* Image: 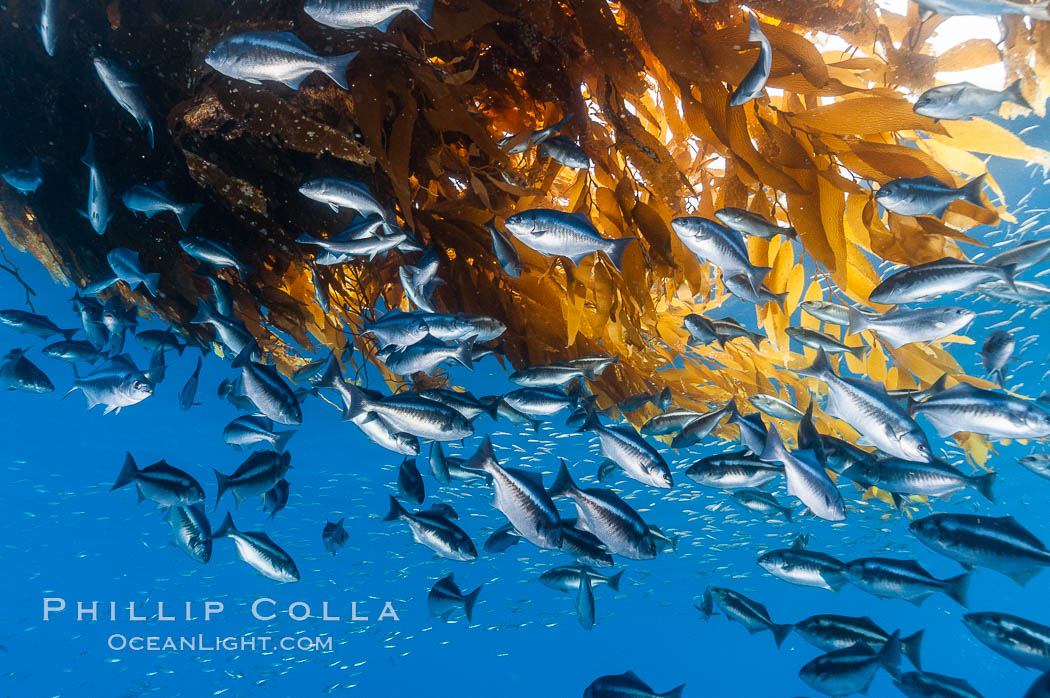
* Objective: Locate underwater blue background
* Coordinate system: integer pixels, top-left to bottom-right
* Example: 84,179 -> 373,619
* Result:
3,117 -> 1050,698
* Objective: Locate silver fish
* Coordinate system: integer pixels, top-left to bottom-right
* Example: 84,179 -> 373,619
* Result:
915,0 -> 1050,19
179,238 -> 250,279
700,586 -> 793,647
912,383 -> 1050,440
2,156 -> 43,194
910,513 -> 1050,586
383,495 -> 477,561
980,329 -> 1015,384
40,0 -> 58,56
190,299 -> 255,358
205,32 -> 357,90
0,349 -> 53,393
800,349 -> 932,462
463,437 -> 562,550
212,512 -> 300,582
714,207 -> 796,240
584,671 -> 685,698
223,415 -> 295,452
762,425 -> 845,521
0,309 -> 74,339
304,0 -> 435,31
299,178 -> 385,216
894,671 -> 983,698
78,135 -> 113,235
111,452 -> 204,507
729,12 -> 771,106
232,347 -> 302,426
796,615 -> 923,670
758,546 -> 848,591
843,557 -> 970,606
179,356 -> 202,411
503,209 -> 635,272
538,135 -> 590,169
427,573 -> 482,622
870,257 -> 1015,304
214,450 -> 293,509
94,58 -> 154,148
66,354 -> 153,414
985,237 -> 1050,273
874,174 -> 987,218
342,382 -> 473,441
488,218 -> 523,278
578,411 -> 672,488
963,612 -> 1050,671
915,79 -> 1030,120
549,460 -> 655,560
799,635 -> 901,697
847,306 -> 975,349
787,326 -> 865,359
685,451 -> 781,490
166,504 -> 212,564
671,216 -> 769,290
107,248 -> 160,296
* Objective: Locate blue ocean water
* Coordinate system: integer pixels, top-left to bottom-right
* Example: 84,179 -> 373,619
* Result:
3,97 -> 1050,698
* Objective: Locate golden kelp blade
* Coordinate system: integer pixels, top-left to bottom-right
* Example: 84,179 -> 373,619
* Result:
1,0 -> 1047,464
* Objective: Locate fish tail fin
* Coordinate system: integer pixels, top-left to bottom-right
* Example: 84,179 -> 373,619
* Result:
212,511 -> 237,538
483,397 -> 501,421
60,328 -> 78,341
413,0 -> 436,27
972,471 -> 996,503
773,290 -> 788,312
926,373 -> 949,397
383,494 -> 407,522
784,226 -> 798,240
746,11 -> 764,42
944,572 -> 971,608
272,429 -> 295,453
962,173 -> 987,208
780,506 -> 792,522
798,347 -> 833,380
429,442 -> 451,485
846,307 -> 870,336
213,469 -> 230,511
144,273 -> 160,297
997,262 -> 1019,294
607,570 -> 624,592
230,344 -> 256,369
110,452 -> 138,491
901,629 -> 924,670
1026,0 -> 1050,20
463,435 -> 496,473
463,585 -> 482,622
324,51 -> 359,90
453,336 -> 475,369
662,685 -> 687,698
576,407 -> 601,434
604,237 -> 635,273
175,203 -> 203,232
849,343 -> 867,360
548,458 -> 577,498
771,622 -> 793,648
146,122 -> 155,149
1005,79 -> 1033,110
879,630 -> 902,680
190,299 -> 217,325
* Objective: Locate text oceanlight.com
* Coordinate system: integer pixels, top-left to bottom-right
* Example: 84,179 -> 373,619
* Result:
107,634 -> 335,652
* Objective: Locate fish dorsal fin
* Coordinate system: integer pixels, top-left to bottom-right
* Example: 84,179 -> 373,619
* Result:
617,671 -> 649,690
891,558 -> 930,576
107,353 -> 138,371
506,466 -> 543,488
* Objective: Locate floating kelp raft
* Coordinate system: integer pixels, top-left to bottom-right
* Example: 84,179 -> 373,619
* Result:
1,0 -> 1048,472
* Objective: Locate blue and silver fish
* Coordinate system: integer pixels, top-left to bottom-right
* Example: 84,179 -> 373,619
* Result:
2,157 -> 43,195
875,174 -> 987,218
94,58 -> 155,148
303,0 -> 435,31
78,135 -> 114,235
123,183 -> 202,231
503,209 -> 635,272
729,12 -> 771,106
205,32 -> 358,90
